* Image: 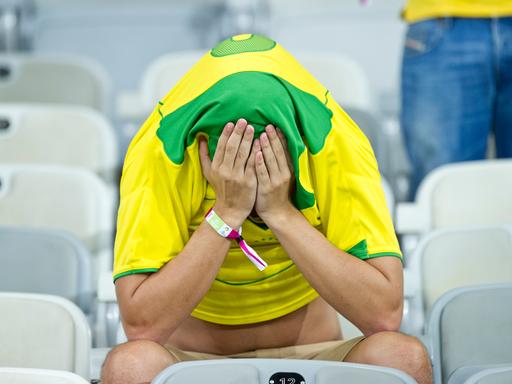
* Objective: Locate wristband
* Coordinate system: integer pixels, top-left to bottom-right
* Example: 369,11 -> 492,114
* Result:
205,208 -> 268,271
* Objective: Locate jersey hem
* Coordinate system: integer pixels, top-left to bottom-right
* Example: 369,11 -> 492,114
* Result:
190,290 -> 320,325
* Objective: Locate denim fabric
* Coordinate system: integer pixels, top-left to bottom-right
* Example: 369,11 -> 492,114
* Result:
401,17 -> 512,198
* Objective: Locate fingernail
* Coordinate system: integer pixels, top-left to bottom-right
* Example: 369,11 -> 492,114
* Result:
247,124 -> 254,133
261,133 -> 268,142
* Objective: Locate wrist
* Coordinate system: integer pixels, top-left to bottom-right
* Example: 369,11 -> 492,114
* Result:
258,202 -> 298,229
212,205 -> 247,229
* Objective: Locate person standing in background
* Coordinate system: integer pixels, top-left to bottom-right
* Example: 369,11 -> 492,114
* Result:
401,0 -> 512,197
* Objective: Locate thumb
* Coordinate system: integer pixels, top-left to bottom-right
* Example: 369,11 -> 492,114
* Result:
198,137 -> 211,177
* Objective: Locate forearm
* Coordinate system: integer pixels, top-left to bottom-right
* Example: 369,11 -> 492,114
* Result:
118,119 -> 258,344
119,220 -> 232,343
265,205 -> 403,336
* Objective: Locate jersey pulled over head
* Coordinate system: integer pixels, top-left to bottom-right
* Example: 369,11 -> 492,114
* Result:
114,34 -> 401,325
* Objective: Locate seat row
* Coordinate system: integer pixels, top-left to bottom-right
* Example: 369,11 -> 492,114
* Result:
0,165 -> 115,346
0,51 -> 407,196
0,50 -> 504,205
0,51 -> 372,117
1,159 -> 511,342
0,104 -> 118,184
1,51 -> 510,213
2,283 -> 512,384
3,221 -> 510,344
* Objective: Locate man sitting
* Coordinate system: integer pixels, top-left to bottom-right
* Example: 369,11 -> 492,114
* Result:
102,34 -> 432,384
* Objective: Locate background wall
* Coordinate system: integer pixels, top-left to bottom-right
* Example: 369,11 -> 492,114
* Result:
31,0 -> 406,115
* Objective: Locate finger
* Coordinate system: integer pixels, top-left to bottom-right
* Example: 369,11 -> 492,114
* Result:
266,125 -> 288,173
260,132 -> 280,182
233,124 -> 254,173
198,137 -> 211,178
212,122 -> 235,168
255,149 -> 271,186
223,118 -> 248,168
276,128 -> 294,173
245,138 -> 259,177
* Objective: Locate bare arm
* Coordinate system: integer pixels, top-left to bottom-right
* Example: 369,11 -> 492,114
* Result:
254,125 -> 403,336
264,208 -> 403,336
116,221 -> 232,344
116,119 -> 258,344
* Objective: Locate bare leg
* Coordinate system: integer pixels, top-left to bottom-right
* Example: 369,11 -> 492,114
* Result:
101,340 -> 178,384
344,331 -> 432,384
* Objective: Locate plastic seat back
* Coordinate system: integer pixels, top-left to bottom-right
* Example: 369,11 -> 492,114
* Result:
0,293 -> 91,379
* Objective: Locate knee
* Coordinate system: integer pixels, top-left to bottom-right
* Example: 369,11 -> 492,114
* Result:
101,340 -> 177,384
366,331 -> 430,368
387,333 -> 432,384
346,332 -> 432,384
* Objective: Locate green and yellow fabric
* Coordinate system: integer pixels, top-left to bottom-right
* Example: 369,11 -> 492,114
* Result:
114,34 -> 401,325
403,0 -> 512,23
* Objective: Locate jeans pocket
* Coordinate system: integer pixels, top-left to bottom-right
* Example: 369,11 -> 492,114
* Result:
404,18 -> 452,59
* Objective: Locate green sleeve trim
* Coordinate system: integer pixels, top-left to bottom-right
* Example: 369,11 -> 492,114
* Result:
113,268 -> 159,282
365,252 -> 404,264
345,240 -> 403,263
367,252 -> 402,259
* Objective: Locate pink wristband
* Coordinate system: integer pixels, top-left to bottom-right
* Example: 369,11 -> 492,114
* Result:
205,209 -> 268,271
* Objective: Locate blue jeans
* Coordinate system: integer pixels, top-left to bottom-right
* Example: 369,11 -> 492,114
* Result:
401,17 -> 512,198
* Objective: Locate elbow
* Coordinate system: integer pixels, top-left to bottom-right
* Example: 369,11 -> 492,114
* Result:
373,311 -> 402,334
363,304 -> 403,336
122,319 -> 173,346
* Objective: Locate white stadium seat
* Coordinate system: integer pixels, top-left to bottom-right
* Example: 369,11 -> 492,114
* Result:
152,359 -> 417,384
464,365 -> 512,384
0,104 -> 118,183
0,227 -> 94,315
0,368 -> 90,384
428,284 -> 512,384
118,50 -> 373,120
396,160 -> 512,235
118,50 -> 204,119
0,165 -> 115,281
0,54 -> 110,113
294,51 -> 373,111
0,293 -> 91,379
403,226 -> 512,335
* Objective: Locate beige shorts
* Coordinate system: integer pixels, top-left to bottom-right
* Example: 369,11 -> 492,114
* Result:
165,337 -> 365,363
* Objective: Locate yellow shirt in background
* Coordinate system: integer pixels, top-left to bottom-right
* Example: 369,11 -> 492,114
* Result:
404,0 -> 512,23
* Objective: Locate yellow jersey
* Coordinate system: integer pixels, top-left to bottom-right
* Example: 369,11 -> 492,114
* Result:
113,34 -> 401,325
